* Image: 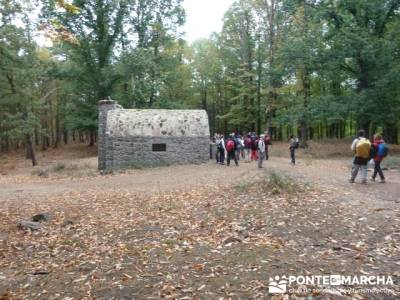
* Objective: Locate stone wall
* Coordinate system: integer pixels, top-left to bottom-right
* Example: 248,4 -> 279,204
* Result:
103,136 -> 210,170
98,99 -> 120,170
98,99 -> 210,171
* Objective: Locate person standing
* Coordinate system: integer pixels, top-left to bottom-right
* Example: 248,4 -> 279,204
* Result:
288,135 -> 298,165
244,133 -> 252,162
251,134 -> 259,161
226,134 -> 238,166
235,134 -> 242,161
371,133 -> 388,183
258,134 -> 266,168
349,129 -> 371,184
239,135 -> 245,160
218,134 -> 226,165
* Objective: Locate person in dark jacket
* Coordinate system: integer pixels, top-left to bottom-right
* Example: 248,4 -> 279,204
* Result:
244,133 -> 252,162
226,134 -> 239,166
371,133 -> 386,183
250,133 -> 259,161
288,135 -> 298,165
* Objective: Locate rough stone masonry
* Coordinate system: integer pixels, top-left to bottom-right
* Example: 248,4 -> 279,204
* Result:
98,99 -> 210,171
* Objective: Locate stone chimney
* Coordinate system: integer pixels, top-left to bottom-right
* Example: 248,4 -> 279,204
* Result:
98,99 -> 119,171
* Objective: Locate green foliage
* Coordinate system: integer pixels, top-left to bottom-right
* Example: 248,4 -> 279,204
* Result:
2,0 -> 400,157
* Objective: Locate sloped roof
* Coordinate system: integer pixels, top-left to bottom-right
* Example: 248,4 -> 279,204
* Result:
106,109 -> 209,137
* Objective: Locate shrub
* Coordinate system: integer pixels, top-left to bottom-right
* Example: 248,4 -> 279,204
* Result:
264,171 -> 306,195
31,168 -> 49,177
52,162 -> 66,172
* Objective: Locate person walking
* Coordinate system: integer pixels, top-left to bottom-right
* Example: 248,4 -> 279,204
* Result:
349,129 -> 371,184
258,134 -> 266,168
226,134 -> 238,166
288,135 -> 298,165
371,133 -> 388,183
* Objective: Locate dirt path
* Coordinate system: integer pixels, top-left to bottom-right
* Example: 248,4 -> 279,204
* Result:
1,156 -> 399,204
267,157 -> 400,203
0,162 -> 260,201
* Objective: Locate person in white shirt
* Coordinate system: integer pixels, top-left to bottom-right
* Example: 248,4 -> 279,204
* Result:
217,134 -> 226,165
258,134 -> 266,168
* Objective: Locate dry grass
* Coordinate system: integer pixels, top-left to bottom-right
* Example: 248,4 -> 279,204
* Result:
270,139 -> 400,159
235,171 -> 310,196
31,161 -> 98,178
0,144 -> 98,182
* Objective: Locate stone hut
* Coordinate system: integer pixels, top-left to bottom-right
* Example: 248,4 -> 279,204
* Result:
98,99 -> 210,171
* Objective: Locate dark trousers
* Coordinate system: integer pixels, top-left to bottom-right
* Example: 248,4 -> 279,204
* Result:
265,147 -> 269,160
372,160 -> 385,180
290,148 -> 295,164
227,150 -> 238,166
218,148 -> 225,164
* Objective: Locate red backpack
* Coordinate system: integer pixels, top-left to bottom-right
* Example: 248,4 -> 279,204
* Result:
226,140 -> 235,152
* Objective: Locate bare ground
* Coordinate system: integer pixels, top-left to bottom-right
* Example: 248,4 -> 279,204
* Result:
0,145 -> 400,299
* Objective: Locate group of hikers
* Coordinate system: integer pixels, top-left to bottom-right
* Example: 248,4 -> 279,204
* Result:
213,128 -> 389,184
213,132 -> 300,168
350,129 -> 389,184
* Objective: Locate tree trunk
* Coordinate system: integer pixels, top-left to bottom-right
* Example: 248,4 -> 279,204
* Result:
63,128 -> 68,144
256,48 -> 262,134
54,85 -> 62,148
300,69 -> 310,147
201,80 -> 208,111
89,131 -> 95,147
42,136 -> 47,151
26,134 -> 37,166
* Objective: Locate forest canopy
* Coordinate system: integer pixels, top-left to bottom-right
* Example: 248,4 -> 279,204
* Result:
1,0 -> 400,161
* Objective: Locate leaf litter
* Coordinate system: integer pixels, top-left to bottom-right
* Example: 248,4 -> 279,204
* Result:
0,169 -> 399,299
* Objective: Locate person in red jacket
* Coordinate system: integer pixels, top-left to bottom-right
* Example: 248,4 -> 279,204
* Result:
371,133 -> 386,183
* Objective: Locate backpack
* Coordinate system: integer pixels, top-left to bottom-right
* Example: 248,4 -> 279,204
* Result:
226,140 -> 235,152
252,138 -> 259,150
369,144 -> 377,159
235,138 -> 242,149
355,139 -> 371,159
217,139 -> 223,150
377,143 -> 389,158
244,137 -> 252,148
294,138 -> 300,149
291,138 -> 299,149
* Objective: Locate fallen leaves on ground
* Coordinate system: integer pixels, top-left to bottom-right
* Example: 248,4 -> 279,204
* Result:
0,172 -> 399,300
